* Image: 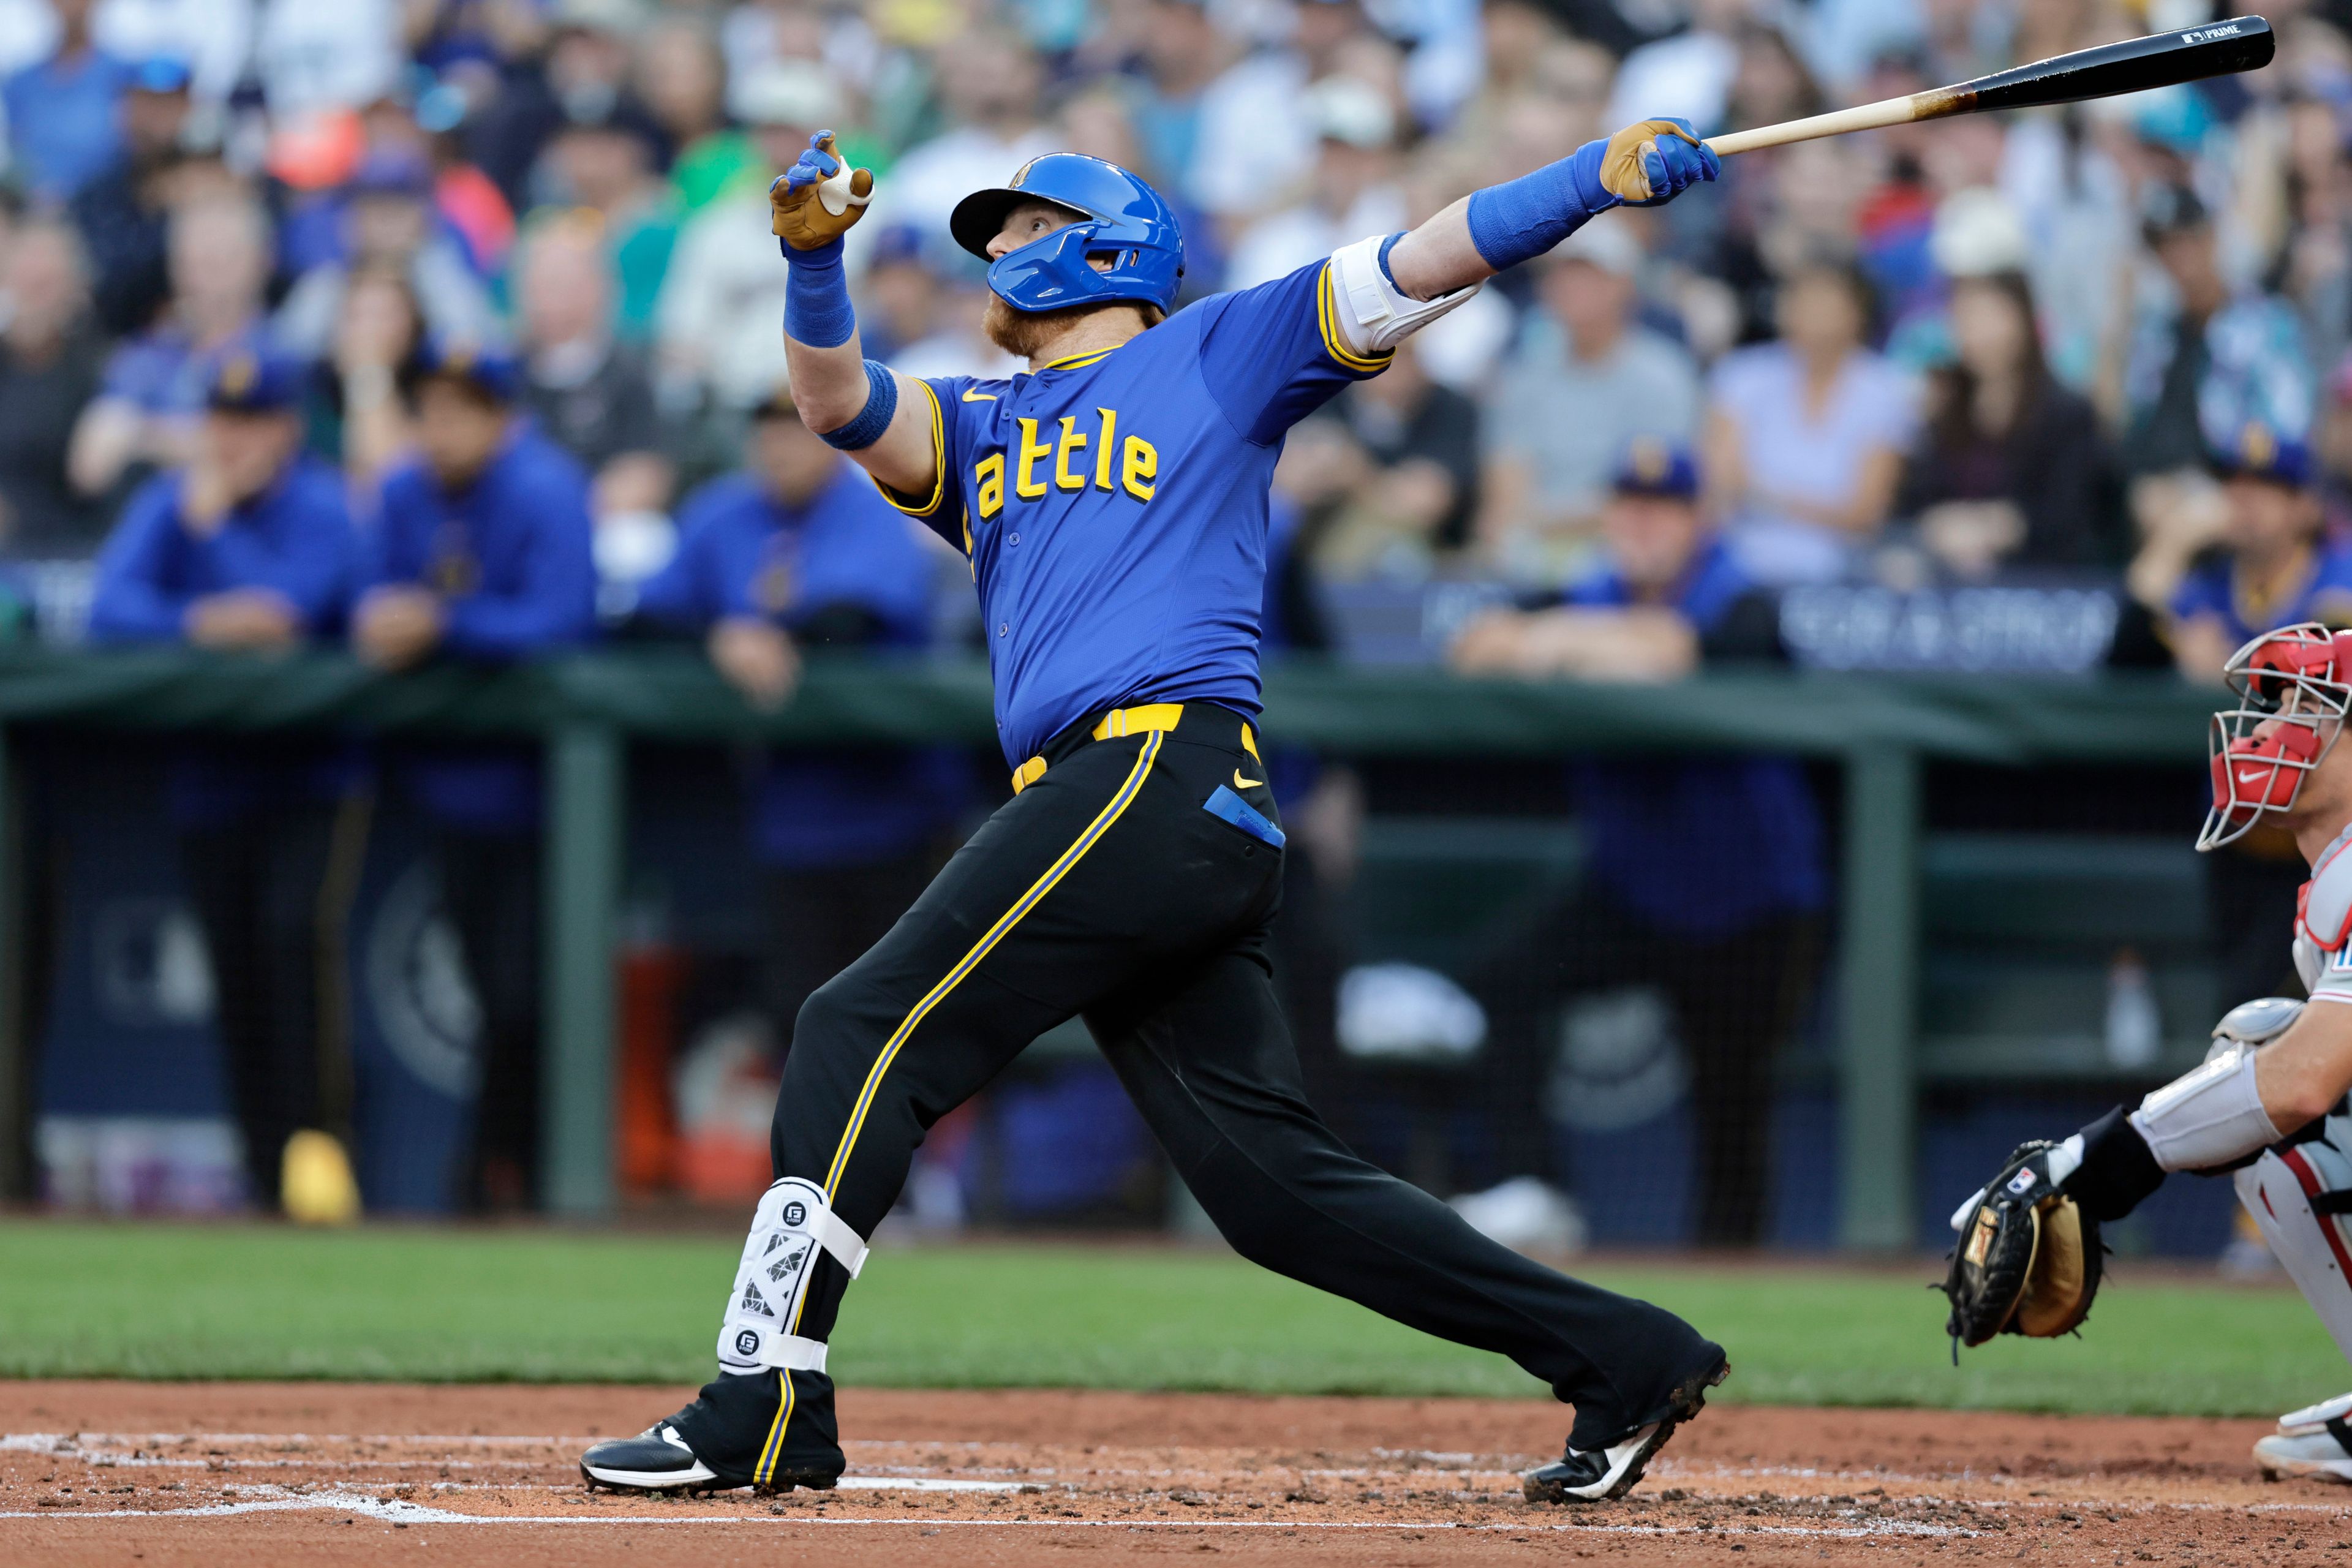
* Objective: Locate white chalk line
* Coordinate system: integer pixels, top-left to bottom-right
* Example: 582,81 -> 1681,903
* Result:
0,1485 -> 1978,1538
0,1433 -> 2199,1489
13,1432 -> 2351,1527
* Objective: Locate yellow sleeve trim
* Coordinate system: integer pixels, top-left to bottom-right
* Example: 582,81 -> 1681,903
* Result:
1316,263 -> 1393,376
870,377 -> 950,519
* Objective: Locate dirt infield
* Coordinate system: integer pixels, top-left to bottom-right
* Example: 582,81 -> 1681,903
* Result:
2,1382 -> 2348,1564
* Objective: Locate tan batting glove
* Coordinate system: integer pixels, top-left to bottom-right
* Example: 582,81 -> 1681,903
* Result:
1597,117 -> 1718,206
771,131 -> 875,250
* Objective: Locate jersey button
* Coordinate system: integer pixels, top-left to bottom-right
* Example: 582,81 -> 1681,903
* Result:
998,624 -> 1008,638
1008,532 -> 1020,546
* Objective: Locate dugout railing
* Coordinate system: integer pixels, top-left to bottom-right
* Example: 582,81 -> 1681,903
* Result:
0,645 -> 2221,1247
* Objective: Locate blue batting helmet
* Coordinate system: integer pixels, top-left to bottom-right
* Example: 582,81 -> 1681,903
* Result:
949,154 -> 1185,316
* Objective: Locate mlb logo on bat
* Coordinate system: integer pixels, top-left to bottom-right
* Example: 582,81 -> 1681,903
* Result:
2007,1169 -> 2038,1196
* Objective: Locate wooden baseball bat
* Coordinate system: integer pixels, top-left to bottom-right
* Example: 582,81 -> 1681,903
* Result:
1703,15 -> 2274,158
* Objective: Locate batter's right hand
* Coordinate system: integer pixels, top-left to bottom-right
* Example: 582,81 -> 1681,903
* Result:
1598,118 -> 1719,206
772,131 -> 875,249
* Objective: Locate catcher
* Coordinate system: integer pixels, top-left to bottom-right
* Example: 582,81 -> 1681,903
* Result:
1945,616 -> 2352,1483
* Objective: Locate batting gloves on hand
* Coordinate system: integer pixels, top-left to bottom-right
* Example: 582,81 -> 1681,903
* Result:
771,131 -> 875,249
1598,118 -> 1721,206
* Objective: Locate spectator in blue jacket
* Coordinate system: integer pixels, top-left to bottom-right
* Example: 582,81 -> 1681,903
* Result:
636,386 -> 965,1047
86,347 -> 363,1218
353,339 -> 597,1212
1450,437 -> 1824,1248
2168,425 -> 2352,681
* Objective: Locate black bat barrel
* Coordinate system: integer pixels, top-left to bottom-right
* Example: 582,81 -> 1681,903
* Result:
1958,14 -> 2274,114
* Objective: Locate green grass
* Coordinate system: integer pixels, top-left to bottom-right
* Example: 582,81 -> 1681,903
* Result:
0,1220 -> 2339,1417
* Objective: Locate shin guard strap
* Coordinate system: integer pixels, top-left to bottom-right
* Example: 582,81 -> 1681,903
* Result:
756,1333 -> 830,1373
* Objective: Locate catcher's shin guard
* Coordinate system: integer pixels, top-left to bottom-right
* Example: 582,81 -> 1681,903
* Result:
2236,1115 -> 2352,1363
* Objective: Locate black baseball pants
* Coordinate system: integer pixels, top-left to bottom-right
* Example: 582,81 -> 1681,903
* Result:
758,703 -> 1722,1452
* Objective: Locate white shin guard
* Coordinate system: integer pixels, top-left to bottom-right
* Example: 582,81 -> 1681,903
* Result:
2236,1120 -> 2352,1365
715,1177 -> 868,1376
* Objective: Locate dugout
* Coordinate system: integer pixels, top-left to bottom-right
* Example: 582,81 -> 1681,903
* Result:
0,644 -> 2238,1250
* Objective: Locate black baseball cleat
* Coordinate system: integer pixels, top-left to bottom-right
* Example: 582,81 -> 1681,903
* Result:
580,1371 -> 844,1494
579,1420 -> 723,1492
1522,1354 -> 1729,1506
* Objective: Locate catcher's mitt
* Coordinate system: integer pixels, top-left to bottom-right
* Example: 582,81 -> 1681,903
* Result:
1940,1140 -> 2105,1352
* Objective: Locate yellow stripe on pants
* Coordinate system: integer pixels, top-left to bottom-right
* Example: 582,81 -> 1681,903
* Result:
756,732 -> 1164,1482
823,729 -> 1164,1198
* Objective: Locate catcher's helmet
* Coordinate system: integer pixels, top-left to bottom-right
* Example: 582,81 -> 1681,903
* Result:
949,153 -> 1184,316
2198,622 -> 2352,850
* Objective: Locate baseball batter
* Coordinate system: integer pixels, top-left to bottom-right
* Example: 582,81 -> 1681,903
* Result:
583,118 -> 1730,1505
1945,618 -> 2352,1482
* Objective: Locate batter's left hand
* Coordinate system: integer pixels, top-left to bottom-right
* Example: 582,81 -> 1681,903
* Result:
1599,118 -> 1719,206
771,131 -> 875,249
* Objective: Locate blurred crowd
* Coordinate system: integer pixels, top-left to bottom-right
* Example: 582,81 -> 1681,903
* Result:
7,0 -> 2351,1232
0,0 -> 2345,662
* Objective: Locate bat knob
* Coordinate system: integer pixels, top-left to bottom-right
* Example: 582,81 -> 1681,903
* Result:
819,169 -> 856,217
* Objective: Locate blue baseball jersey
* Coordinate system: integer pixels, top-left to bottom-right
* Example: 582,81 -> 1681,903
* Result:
2169,541 -> 2352,647
638,463 -> 967,869
88,456 -> 361,824
368,423 -> 598,658
878,258 -> 1387,767
1564,538 -> 1826,938
89,458 -> 357,639
368,423 -> 598,831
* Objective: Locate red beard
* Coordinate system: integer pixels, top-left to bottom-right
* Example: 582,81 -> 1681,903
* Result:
982,295 -> 1157,360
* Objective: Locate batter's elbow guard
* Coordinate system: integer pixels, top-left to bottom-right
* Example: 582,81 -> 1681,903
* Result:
1327,234 -> 1480,356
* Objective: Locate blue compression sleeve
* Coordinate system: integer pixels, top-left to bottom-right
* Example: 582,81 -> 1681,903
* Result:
816,361 -> 899,451
782,236 -> 854,349
1464,140 -> 1613,273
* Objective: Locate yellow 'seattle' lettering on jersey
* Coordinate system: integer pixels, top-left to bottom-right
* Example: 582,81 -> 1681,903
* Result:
980,406 -> 1156,512
875,258 -> 1390,767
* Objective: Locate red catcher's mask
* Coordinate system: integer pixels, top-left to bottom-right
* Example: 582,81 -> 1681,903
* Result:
2198,624 -> 2352,851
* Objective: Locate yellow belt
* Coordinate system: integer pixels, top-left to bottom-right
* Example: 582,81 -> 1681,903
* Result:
1011,703 -> 1258,793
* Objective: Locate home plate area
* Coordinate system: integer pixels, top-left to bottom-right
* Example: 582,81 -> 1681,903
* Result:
3,1384 -> 2350,1564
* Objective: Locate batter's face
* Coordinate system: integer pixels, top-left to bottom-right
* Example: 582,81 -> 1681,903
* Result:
980,199 -> 1152,359
987,199 -> 1101,262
